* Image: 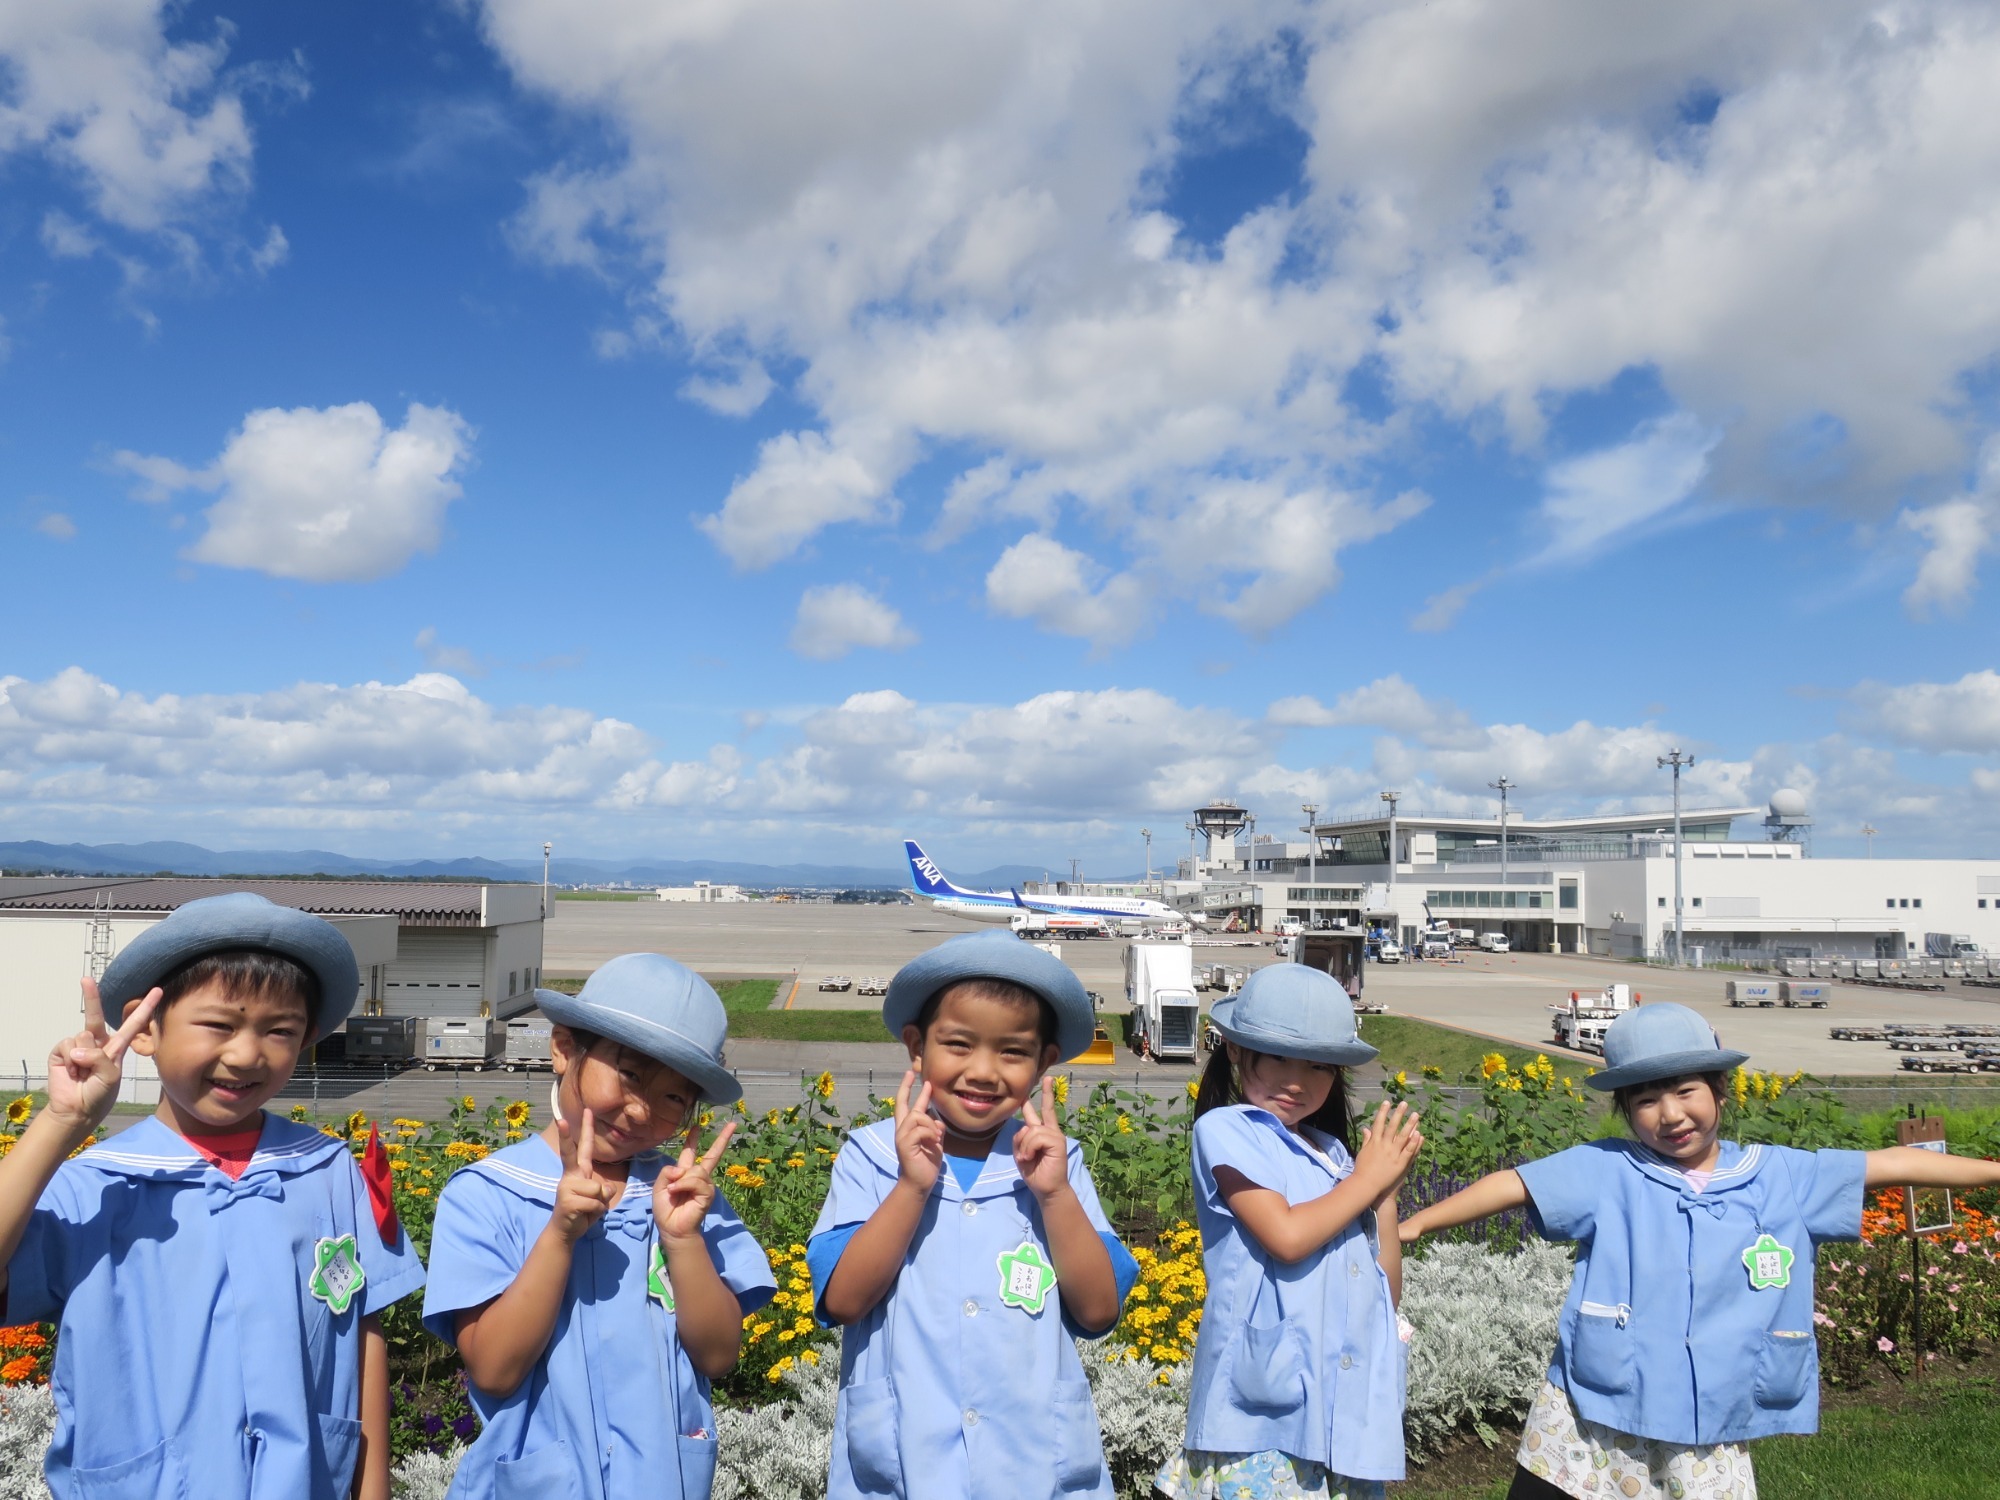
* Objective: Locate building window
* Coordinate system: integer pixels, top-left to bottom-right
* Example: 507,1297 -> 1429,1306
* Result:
1913,899 -> 1922,909
1887,899 -> 1896,909
1560,884 -> 1578,910
1692,897 -> 1703,908
1900,899 -> 1909,908
509,970 -> 518,996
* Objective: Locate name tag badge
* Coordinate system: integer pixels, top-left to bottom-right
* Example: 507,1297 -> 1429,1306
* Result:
309,1234 -> 367,1315
648,1240 -> 676,1311
1742,1232 -> 1796,1290
996,1241 -> 1058,1314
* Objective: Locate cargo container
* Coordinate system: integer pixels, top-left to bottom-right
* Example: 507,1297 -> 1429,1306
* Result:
346,1015 -> 418,1063
1779,982 -> 1829,1008
423,1017 -> 502,1070
502,1018 -> 552,1071
1726,980 -> 1778,1007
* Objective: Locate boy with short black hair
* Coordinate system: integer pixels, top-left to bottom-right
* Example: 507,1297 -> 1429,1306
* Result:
0,892 -> 424,1500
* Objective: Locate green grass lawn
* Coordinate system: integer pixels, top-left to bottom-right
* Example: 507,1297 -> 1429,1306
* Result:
1358,1014 -> 1557,1082
710,977 -> 895,1042
1395,1372 -> 2000,1499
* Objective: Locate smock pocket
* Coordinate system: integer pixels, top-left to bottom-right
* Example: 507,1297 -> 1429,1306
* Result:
317,1413 -> 363,1494
1754,1329 -> 1816,1409
1051,1378 -> 1106,1491
493,1439 -> 585,1500
1568,1300 -> 1635,1396
1228,1321 -> 1306,1413
842,1377 -> 904,1497
676,1433 -> 719,1495
68,1438 -> 188,1500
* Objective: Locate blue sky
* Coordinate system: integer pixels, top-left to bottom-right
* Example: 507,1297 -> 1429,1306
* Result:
5,0 -> 2000,869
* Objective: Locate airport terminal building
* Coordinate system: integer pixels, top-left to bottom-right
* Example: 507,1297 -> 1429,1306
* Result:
1156,798 -> 2000,962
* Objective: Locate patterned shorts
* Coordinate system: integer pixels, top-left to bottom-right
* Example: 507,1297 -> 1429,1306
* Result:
1153,1448 -> 1387,1500
1516,1380 -> 1758,1499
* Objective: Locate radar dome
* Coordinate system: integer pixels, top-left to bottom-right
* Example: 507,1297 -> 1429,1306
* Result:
1768,788 -> 1809,818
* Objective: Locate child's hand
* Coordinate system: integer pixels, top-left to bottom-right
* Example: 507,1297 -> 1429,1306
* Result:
1013,1076 -> 1071,1203
551,1107 -> 618,1244
47,978 -> 160,1132
655,1120 -> 737,1243
1353,1101 -> 1423,1198
893,1068 -> 944,1194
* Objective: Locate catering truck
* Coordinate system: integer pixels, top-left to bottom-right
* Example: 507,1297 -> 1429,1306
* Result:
1292,930 -> 1378,1012
1126,941 -> 1200,1060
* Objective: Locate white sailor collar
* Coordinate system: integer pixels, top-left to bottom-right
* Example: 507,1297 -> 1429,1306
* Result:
77,1112 -> 348,1182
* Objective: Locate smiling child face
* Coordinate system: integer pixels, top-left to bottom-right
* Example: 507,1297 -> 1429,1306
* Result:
549,1027 -> 699,1166
1624,1073 -> 1723,1170
902,982 -> 1060,1154
131,979 -> 312,1135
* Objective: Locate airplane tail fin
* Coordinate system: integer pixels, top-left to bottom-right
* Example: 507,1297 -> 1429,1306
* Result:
904,840 -> 966,897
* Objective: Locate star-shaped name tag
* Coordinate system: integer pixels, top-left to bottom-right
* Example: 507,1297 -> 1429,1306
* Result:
1742,1232 -> 1796,1291
996,1241 -> 1058,1314
648,1240 -> 676,1311
308,1234 -> 367,1315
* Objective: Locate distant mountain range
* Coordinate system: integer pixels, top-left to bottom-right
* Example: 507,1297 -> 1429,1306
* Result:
0,839 -> 1118,891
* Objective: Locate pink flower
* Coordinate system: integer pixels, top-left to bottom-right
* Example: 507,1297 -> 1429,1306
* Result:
1952,1241 -> 1969,1255
1877,1337 -> 1895,1353
1813,1311 -> 1835,1327
1898,1272 -> 1912,1283
1925,1265 -> 1940,1277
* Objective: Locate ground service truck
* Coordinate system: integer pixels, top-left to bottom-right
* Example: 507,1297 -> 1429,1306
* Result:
1126,941 -> 1200,1060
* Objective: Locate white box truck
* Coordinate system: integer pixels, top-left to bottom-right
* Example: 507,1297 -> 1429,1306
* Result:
1126,941 -> 1200,1061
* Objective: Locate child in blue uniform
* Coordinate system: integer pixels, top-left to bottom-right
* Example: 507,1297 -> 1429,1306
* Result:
0,891 -> 425,1500
1156,963 -> 1423,1500
808,929 -> 1140,1500
1402,1002 -> 2000,1499
424,954 -> 774,1500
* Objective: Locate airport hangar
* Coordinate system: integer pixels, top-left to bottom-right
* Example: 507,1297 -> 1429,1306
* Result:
0,877 -> 545,1094
1136,796 -> 2000,963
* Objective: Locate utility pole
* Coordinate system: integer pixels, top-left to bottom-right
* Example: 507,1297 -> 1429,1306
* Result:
1185,822 -> 1198,878
1141,828 -> 1153,891
1657,750 -> 1693,965
542,841 -> 552,920
1862,823 -> 1877,859
1488,778 -> 1514,888
1301,803 -> 1319,927
1379,790 -> 1400,892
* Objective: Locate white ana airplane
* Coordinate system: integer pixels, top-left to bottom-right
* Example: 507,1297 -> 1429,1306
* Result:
903,840 -> 1200,929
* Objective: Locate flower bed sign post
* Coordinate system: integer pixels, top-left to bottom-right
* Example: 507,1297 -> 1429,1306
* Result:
1896,1111 -> 1953,1378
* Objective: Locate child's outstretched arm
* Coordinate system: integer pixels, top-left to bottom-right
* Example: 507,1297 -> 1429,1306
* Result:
455,1108 -> 617,1398
1215,1101 -> 1423,1265
1398,1167 -> 1527,1243
1863,1148 -> 2000,1191
0,979 -> 159,1291
1014,1076 -> 1120,1332
821,1069 -> 943,1324
653,1121 -> 742,1378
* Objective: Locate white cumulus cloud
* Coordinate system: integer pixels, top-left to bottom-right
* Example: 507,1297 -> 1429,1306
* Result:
789,584 -> 917,660
1851,669 -> 2000,755
984,535 -> 1147,646
115,402 -> 474,583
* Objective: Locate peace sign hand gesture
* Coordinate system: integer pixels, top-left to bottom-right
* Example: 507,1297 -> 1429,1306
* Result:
551,1107 -> 618,1244
48,978 -> 160,1133
655,1121 -> 737,1243
1012,1075 -> 1071,1204
892,1068 -> 944,1194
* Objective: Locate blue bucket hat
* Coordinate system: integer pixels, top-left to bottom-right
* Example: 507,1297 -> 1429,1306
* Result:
535,952 -> 740,1104
883,929 -> 1096,1062
98,891 -> 361,1040
1210,963 -> 1378,1067
1586,1001 -> 1748,1091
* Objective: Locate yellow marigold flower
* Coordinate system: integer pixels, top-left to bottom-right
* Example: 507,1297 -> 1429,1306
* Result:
503,1100 -> 531,1127
778,1329 -> 795,1342
410,1186 -> 431,1197
765,1109 -> 782,1126
1116,1114 -> 1133,1134
767,1357 -> 794,1382
1421,1064 -> 1442,1080
800,1349 -> 819,1366
287,1104 -> 309,1124
814,1070 -> 836,1100
505,1129 -> 524,1142
784,1156 -> 806,1169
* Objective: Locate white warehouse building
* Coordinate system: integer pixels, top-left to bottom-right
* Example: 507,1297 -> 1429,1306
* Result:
0,877 -> 546,1089
1169,797 -> 2000,962
656,881 -> 747,902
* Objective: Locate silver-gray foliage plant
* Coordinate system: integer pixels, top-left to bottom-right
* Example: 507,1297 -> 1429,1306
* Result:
0,1244 -> 1568,1498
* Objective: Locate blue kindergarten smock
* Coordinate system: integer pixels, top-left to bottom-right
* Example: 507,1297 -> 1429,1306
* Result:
423,1135 -> 775,1500
1181,1106 -> 1406,1482
6,1113 -> 425,1500
809,1118 -> 1134,1500
1517,1139 -> 1865,1446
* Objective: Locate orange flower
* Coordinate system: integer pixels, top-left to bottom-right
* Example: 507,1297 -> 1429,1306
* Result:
0,1355 -> 37,1383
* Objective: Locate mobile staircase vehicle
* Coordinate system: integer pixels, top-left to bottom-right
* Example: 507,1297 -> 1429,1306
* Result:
1126,941 -> 1201,1061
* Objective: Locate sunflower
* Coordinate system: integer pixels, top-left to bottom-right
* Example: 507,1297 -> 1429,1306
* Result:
813,1070 -> 836,1100
503,1100 -> 531,1128
6,1097 -> 31,1127
460,1095 -> 476,1112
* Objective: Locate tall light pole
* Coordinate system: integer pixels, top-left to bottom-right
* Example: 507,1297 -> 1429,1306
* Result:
1301,803 -> 1319,927
1488,778 -> 1514,888
542,840 -> 552,920
1185,822 -> 1199,878
1862,823 -> 1877,859
1657,750 -> 1693,965
1141,828 -> 1153,890
1379,790 -> 1400,891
